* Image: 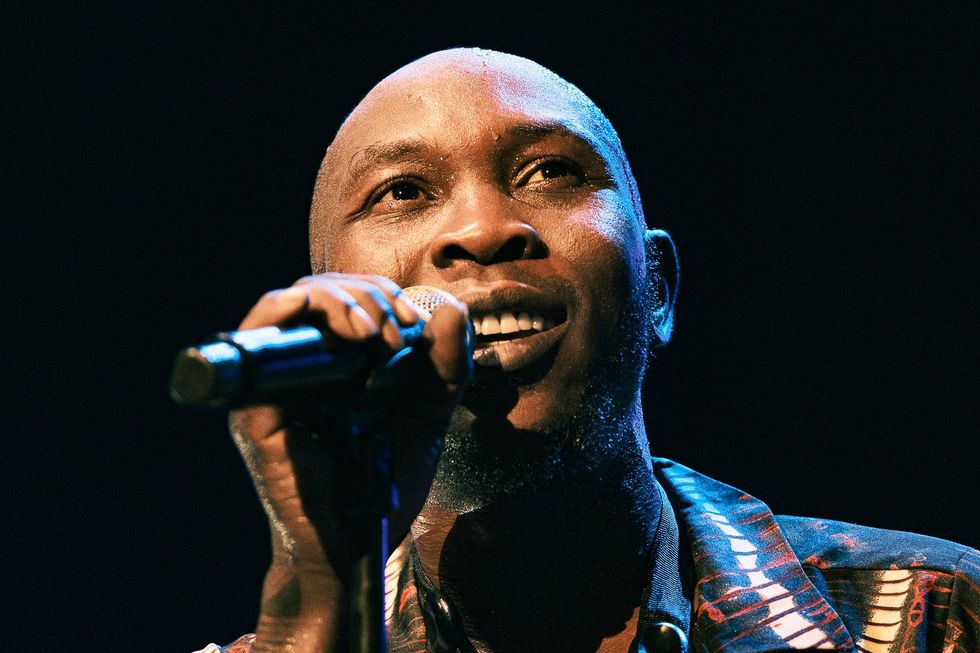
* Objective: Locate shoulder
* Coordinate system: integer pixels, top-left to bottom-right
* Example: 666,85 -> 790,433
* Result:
651,456 -> 978,575
653,457 -> 980,651
777,515 -> 980,651
775,513 -> 980,617
775,513 -> 980,575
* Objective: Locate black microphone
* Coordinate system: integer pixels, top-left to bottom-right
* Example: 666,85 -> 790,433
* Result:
169,285 -> 456,409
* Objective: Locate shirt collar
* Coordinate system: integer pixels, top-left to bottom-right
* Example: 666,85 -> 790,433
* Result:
653,458 -> 854,652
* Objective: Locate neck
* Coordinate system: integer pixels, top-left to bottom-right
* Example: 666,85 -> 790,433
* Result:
411,408 -> 660,652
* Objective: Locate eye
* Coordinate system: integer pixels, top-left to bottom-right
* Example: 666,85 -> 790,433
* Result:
386,181 -> 423,201
365,178 -> 433,215
517,158 -> 583,188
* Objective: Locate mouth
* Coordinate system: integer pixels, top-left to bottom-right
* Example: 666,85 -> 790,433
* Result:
472,309 -> 565,344
462,290 -> 569,373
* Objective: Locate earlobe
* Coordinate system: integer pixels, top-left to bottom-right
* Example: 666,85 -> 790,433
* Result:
643,229 -> 680,346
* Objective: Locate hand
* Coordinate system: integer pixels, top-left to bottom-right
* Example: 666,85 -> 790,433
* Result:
227,273 -> 472,651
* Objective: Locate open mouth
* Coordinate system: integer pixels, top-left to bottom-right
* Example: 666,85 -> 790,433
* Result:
471,309 -> 565,346
469,307 -> 568,373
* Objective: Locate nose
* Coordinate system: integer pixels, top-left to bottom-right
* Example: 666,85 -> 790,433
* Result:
429,198 -> 545,268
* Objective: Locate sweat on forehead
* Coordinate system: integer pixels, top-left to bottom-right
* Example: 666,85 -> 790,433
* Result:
309,48 -> 645,268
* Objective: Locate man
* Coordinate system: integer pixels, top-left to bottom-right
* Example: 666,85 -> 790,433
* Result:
200,49 -> 978,653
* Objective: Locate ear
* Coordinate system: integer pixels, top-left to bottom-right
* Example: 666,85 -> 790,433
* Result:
644,229 -> 680,346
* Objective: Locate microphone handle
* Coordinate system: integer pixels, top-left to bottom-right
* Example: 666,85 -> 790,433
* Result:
168,321 -> 425,409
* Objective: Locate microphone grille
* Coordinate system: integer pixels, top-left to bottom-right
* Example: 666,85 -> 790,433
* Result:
402,285 -> 457,319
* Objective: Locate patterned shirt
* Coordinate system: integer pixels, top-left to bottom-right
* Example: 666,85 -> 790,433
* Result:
197,459 -> 980,652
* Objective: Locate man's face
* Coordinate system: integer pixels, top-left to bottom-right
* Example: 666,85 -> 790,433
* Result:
312,51 -> 656,503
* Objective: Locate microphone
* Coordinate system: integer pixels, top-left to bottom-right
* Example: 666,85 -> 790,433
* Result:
168,285 -> 456,409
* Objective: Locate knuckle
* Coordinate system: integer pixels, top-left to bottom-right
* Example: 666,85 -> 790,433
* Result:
362,288 -> 391,313
304,283 -> 328,300
259,289 -> 282,303
371,275 -> 399,291
344,283 -> 379,302
321,284 -> 353,305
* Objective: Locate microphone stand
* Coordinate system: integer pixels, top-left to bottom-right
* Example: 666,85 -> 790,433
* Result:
344,423 -> 392,653
342,345 -> 423,653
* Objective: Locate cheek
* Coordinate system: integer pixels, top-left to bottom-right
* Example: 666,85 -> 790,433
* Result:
324,223 -> 431,283
548,193 -> 645,296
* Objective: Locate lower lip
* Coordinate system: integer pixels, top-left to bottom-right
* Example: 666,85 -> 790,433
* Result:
472,322 -> 569,373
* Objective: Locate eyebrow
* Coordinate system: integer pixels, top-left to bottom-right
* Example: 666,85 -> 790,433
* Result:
506,122 -> 607,156
340,139 -> 430,196
507,123 -> 571,140
339,121 -> 606,196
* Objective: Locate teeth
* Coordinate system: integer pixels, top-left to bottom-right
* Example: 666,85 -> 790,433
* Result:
472,311 -> 557,338
481,315 -> 500,335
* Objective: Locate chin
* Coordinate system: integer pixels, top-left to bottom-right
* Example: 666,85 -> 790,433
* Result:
433,377 -> 630,513
505,383 -> 584,433
462,357 -> 586,432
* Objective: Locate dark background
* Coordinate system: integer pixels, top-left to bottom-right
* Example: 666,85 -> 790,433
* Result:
5,3 -> 977,650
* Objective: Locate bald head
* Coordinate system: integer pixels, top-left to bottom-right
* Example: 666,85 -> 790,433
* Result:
309,48 -> 645,271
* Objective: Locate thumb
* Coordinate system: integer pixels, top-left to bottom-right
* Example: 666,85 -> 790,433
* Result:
423,299 -> 473,388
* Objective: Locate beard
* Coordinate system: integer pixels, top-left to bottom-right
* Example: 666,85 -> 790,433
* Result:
424,261 -> 663,514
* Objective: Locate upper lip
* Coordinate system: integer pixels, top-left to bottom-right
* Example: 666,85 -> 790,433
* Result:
454,282 -> 567,322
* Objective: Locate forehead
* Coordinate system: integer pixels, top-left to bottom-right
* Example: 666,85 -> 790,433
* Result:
327,54 -> 620,170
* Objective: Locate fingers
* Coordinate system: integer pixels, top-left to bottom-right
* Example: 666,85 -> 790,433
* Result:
239,286 -> 310,330
294,274 -> 419,325
238,274 -> 424,352
230,407 -> 344,565
237,274 -> 474,388
304,283 -> 382,340
424,299 -> 474,388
